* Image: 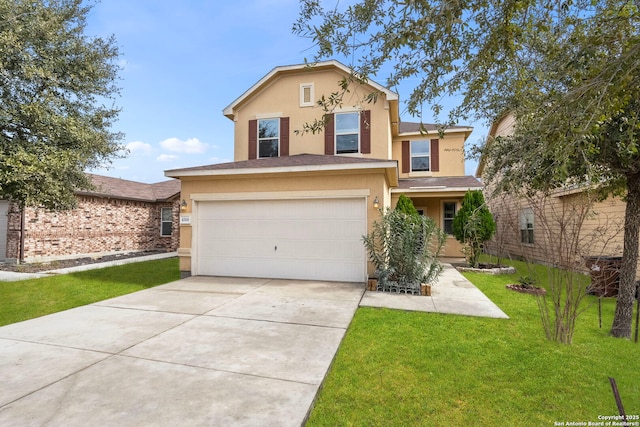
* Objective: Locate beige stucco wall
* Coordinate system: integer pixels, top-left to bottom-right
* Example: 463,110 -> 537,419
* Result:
392,131 -> 467,179
230,68 -> 393,161
176,169 -> 391,277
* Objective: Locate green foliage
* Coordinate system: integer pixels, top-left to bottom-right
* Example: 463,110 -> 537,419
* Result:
518,275 -> 537,288
0,0 -> 124,210
452,190 -> 496,267
394,193 -> 419,217
0,258 -> 179,326
363,208 -> 445,292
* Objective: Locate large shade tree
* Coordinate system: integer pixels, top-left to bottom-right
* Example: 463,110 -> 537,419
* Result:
0,0 -> 123,210
295,0 -> 640,339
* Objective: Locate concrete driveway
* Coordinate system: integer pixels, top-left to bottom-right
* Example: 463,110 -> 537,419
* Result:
0,277 -> 365,426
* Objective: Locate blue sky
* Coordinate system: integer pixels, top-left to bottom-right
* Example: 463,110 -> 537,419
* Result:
86,0 -> 485,183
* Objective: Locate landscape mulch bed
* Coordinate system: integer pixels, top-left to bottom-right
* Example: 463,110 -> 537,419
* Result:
0,251 -> 166,273
505,284 -> 547,295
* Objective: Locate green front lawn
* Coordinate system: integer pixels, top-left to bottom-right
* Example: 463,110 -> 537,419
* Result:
0,258 -> 180,326
307,260 -> 639,426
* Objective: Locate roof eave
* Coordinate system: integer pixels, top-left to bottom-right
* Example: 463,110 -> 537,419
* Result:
391,185 -> 483,194
165,160 -> 399,178
397,126 -> 474,138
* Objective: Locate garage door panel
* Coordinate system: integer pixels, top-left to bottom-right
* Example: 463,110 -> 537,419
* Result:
196,198 -> 366,282
199,256 -> 363,282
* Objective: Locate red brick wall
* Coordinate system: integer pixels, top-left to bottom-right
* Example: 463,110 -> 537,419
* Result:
6,196 -> 180,261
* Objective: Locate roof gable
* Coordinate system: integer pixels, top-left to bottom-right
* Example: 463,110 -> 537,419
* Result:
222,60 -> 399,121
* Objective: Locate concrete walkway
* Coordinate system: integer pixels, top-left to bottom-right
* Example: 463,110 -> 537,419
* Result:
0,263 -> 507,426
361,264 -> 509,319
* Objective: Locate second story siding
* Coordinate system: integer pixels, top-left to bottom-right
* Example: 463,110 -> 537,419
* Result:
224,63 -> 397,162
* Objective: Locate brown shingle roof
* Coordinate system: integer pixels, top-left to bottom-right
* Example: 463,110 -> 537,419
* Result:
165,153 -> 396,174
79,174 -> 180,202
396,176 -> 483,190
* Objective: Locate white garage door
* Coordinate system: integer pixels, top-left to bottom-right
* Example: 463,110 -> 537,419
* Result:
195,198 -> 367,282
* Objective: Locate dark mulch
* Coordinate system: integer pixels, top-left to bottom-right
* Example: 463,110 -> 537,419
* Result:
0,251 -> 167,273
506,284 -> 547,296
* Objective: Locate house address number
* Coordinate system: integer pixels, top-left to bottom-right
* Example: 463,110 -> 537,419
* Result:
180,215 -> 191,225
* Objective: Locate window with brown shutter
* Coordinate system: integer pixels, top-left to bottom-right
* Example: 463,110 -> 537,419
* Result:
324,113 -> 335,155
248,119 -> 257,160
360,110 -> 371,154
280,117 -> 289,156
431,139 -> 439,172
402,140 -> 410,173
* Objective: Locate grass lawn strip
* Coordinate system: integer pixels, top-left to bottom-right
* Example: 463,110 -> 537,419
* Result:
0,258 -> 180,327
307,259 -> 639,426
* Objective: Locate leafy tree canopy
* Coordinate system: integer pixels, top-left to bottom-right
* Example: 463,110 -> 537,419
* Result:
295,0 -> 640,338
452,190 -> 496,267
0,0 -> 123,210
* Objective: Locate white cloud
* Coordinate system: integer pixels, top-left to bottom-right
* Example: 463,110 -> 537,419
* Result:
126,141 -> 153,154
160,137 -> 208,154
156,154 -> 179,162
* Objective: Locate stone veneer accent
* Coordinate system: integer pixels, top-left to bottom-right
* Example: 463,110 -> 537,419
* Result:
5,196 -> 179,262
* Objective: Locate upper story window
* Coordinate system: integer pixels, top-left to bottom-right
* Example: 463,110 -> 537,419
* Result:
402,139 -> 439,174
411,140 -> 430,171
335,112 -> 360,154
258,118 -> 279,158
300,83 -> 314,107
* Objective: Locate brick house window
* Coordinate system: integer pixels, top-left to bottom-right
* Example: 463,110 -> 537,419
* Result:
161,207 -> 173,236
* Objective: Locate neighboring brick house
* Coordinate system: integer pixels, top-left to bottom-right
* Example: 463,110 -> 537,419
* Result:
0,174 -> 181,263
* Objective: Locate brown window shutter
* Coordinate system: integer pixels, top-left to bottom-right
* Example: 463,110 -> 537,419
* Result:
324,113 -> 335,155
248,119 -> 257,160
280,117 -> 289,156
360,110 -> 371,154
431,139 -> 439,172
402,140 -> 410,173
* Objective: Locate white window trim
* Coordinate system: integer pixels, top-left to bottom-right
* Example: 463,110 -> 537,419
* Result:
410,139 -> 431,173
442,201 -> 457,235
257,118 -> 280,158
300,83 -> 314,107
160,207 -> 173,237
335,111 -> 360,155
520,208 -> 535,244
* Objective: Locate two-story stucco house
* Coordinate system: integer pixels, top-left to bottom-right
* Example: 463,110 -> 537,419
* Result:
166,60 -> 482,282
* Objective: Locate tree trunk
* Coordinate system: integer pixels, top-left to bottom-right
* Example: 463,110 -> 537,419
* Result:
610,172 -> 640,338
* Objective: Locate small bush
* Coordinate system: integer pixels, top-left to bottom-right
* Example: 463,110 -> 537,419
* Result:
363,208 -> 446,293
